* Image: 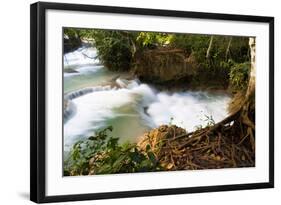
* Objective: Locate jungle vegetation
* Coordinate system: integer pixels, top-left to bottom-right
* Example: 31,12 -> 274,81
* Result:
64,28 -> 255,175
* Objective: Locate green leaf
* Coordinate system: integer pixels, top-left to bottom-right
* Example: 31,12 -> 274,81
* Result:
147,151 -> 157,165
146,144 -> 151,152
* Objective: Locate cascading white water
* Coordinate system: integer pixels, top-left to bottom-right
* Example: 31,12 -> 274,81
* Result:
63,46 -> 119,93
64,80 -> 157,151
147,91 -> 230,131
63,46 -> 231,152
64,46 -> 100,68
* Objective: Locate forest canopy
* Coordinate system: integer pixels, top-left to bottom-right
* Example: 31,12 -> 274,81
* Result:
64,28 -> 250,90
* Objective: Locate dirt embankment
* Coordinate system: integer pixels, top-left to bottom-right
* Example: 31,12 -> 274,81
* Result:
132,48 -> 198,84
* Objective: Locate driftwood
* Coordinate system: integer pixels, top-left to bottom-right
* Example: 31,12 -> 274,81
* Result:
82,52 -> 96,59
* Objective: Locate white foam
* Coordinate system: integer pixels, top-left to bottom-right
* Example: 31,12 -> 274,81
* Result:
75,65 -> 103,74
64,83 -> 157,150
147,91 -> 230,132
64,72 -> 80,78
64,81 -> 231,150
64,47 -> 100,68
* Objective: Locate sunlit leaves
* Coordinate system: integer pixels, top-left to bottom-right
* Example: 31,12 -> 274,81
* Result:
229,62 -> 250,91
64,126 -> 162,176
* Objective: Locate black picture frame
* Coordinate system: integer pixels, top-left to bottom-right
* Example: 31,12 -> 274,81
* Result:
30,1 -> 274,203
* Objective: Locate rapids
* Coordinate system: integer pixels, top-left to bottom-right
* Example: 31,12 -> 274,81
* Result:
63,46 -> 231,151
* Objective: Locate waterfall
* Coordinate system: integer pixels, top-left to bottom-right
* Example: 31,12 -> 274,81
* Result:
63,46 -> 231,152
64,85 -> 113,122
64,100 -> 76,123
63,76 -> 231,151
65,88 -> 94,100
64,46 -> 100,68
147,91 -> 230,132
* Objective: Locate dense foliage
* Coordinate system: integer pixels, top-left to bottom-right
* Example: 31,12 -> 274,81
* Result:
136,32 -> 173,48
64,126 -> 162,175
90,31 -> 136,71
229,62 -> 250,91
64,28 -> 82,53
64,28 -> 250,89
170,35 -> 249,87
63,28 -> 254,175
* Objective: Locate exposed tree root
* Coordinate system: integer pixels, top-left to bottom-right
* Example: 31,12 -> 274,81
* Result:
139,37 -> 256,171
138,98 -> 255,171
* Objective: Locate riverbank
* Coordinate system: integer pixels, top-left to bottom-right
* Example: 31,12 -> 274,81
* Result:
63,28 -> 254,176
63,45 -> 232,148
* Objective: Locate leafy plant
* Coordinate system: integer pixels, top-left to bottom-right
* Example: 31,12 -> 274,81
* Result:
229,62 -> 250,91
64,126 -> 163,176
204,115 -> 216,127
91,31 -> 134,71
136,32 -> 173,48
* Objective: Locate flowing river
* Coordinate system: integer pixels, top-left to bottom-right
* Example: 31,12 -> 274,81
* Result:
64,46 -> 231,152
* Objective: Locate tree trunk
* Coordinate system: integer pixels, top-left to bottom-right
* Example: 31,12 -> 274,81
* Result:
246,37 -> 256,99
206,36 -> 214,59
225,37 -> 232,60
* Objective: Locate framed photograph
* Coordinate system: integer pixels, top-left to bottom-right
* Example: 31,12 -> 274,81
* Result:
30,2 -> 274,203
